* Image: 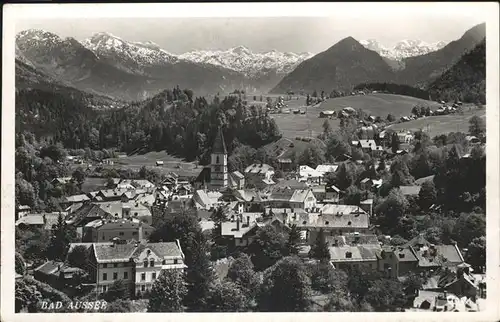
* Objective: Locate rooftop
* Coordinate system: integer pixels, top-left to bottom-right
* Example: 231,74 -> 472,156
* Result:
329,245 -> 381,262
289,212 -> 369,229
399,185 -> 422,196
244,163 -> 274,174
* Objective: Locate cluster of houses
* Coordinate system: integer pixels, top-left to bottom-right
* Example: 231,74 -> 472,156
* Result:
16,127 -> 484,307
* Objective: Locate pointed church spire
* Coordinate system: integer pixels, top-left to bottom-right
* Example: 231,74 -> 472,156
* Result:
212,126 -> 227,154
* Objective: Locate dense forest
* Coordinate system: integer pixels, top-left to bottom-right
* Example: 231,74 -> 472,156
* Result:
353,83 -> 430,100
428,39 -> 486,104
16,86 -> 282,164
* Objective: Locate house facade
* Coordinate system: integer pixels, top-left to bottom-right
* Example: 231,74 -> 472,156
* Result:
89,240 -> 186,296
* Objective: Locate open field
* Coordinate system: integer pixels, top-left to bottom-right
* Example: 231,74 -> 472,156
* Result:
318,93 -> 441,118
271,113 -> 340,139
105,151 -> 202,177
264,136 -> 326,160
268,93 -> 444,140
388,107 -> 485,137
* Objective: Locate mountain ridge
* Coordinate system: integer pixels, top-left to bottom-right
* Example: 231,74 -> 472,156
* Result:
16,29 -> 314,98
270,36 -> 396,94
360,39 -> 447,61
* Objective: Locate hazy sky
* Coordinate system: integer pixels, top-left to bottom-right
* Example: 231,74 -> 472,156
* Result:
16,15 -> 485,55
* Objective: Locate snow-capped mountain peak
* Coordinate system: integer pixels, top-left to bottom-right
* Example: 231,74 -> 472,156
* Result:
81,32 -> 178,70
178,47 -> 313,76
360,39 -> 447,61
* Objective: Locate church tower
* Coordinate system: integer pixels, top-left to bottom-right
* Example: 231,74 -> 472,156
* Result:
210,127 -> 228,190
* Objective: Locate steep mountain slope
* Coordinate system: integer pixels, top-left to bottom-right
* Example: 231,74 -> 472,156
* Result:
398,23 -> 486,87
82,32 -> 179,75
179,46 -> 313,76
15,58 -> 126,109
428,39 -> 486,104
16,30 -> 256,100
82,33 -> 311,93
16,29 -> 169,101
270,37 -> 395,94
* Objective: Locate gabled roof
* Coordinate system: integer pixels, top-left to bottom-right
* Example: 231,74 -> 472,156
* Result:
381,246 -> 419,262
65,194 -> 90,203
329,245 -> 381,262
299,165 -> 322,178
274,179 -> 308,190
270,186 -> 295,201
360,199 -> 373,205
316,164 -> 339,174
35,260 -> 65,275
221,221 -> 261,238
326,185 -> 341,193
319,204 -> 367,215
230,171 -> 245,180
415,175 -> 435,186
400,185 -> 422,196
93,243 -> 138,263
66,203 -> 111,225
16,215 -> 45,226
290,189 -> 314,203
212,127 -> 227,154
358,139 -> 377,149
289,212 -> 369,229
132,242 -> 183,260
131,179 -> 155,189
194,190 -> 222,207
244,163 -> 274,174
97,220 -> 154,231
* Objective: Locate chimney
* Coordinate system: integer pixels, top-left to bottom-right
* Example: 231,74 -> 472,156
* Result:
236,217 -> 240,231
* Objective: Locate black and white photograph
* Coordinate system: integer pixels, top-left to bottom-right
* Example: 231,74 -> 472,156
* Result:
2,2 -> 499,320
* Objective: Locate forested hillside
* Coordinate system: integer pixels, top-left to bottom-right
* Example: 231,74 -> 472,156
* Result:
428,40 -> 486,104
16,87 -> 282,164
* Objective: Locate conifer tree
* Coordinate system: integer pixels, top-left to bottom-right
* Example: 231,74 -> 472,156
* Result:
309,228 -> 330,262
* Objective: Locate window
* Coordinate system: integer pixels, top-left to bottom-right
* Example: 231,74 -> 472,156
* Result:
103,285 -> 108,292
119,232 -> 124,236
113,263 -> 118,268
103,273 -> 107,281
103,264 -> 108,268
102,236 -> 105,241
174,259 -> 178,264
216,156 -> 220,164
141,285 -> 145,291
141,273 -> 146,281
152,272 -> 156,280
150,260 -> 154,267
113,272 -> 118,280
345,252 -> 352,259
124,272 -> 128,279
215,165 -> 221,172
132,232 -> 138,236
162,259 -> 166,265
143,260 -> 148,268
